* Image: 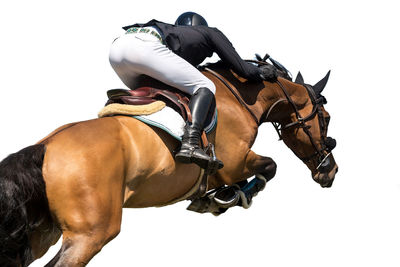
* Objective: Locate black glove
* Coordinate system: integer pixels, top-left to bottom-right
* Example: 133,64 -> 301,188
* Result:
259,64 -> 278,82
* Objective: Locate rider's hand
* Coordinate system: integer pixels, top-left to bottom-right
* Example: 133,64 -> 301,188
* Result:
259,64 -> 278,82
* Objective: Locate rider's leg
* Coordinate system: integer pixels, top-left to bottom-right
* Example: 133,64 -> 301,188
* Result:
109,34 -> 215,94
175,87 -> 216,169
109,34 -> 222,169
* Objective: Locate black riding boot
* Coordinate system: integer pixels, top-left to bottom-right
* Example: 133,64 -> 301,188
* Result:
175,88 -> 222,169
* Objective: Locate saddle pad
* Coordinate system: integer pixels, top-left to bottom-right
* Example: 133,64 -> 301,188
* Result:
98,102 -> 217,141
134,107 -> 217,141
98,101 -> 166,117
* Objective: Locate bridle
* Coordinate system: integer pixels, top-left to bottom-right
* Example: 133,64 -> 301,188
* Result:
270,79 -> 336,172
204,64 -> 336,172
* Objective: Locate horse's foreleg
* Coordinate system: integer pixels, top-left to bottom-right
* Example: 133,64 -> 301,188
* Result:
212,150 -> 276,187
222,150 -> 277,209
197,150 -> 277,214
242,150 -> 277,182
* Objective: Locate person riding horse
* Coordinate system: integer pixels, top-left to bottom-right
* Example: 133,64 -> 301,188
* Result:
109,12 -> 278,170
0,11 -> 339,267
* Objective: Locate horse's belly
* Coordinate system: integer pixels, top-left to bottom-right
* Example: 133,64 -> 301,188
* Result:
122,165 -> 202,208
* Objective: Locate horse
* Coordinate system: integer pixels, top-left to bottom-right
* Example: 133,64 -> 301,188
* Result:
0,63 -> 338,266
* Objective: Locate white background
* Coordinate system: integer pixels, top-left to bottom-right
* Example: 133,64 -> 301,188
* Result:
1,0 -> 399,266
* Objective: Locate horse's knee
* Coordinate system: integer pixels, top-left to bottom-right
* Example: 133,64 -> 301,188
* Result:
261,157 -> 277,181
245,151 -> 277,180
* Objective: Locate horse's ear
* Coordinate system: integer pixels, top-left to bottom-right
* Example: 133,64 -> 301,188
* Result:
313,70 -> 331,95
295,72 -> 304,84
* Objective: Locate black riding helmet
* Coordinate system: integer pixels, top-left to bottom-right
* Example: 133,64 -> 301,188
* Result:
175,12 -> 208,26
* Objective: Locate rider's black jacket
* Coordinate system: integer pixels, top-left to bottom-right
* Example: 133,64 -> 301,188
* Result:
123,20 -> 262,82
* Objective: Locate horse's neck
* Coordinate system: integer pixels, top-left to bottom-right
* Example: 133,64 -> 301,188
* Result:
255,78 -> 310,124
209,68 -> 268,123
208,67 -> 309,127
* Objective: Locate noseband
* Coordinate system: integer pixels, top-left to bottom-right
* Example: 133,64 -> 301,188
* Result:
271,80 -> 336,172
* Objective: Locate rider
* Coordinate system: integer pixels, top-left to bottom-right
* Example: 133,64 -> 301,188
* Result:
109,12 -> 277,169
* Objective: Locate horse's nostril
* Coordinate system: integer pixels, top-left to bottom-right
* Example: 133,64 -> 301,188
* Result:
335,166 -> 339,174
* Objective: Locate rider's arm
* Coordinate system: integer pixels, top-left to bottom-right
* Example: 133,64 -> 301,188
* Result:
204,27 -> 262,82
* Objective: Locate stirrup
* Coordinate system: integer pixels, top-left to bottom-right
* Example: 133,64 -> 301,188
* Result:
213,185 -> 240,208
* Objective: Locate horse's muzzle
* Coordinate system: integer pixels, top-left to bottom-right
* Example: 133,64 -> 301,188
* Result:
313,162 -> 338,188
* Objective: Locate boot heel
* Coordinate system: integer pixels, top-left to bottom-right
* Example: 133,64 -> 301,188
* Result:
191,156 -> 210,170
175,152 -> 192,164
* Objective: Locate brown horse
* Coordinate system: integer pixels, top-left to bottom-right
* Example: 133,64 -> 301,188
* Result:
0,64 -> 338,266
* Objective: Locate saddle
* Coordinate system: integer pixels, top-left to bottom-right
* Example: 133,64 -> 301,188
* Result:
106,87 -> 190,120
105,86 -> 216,138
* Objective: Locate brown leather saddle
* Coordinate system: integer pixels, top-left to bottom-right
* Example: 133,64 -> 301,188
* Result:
106,87 -> 191,121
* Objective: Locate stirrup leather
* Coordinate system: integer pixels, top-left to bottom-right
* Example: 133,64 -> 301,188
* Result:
204,143 -> 223,174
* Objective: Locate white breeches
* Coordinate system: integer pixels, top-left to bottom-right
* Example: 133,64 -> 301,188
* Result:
109,32 -> 216,95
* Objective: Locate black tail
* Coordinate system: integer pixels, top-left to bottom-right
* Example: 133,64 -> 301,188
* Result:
0,144 -> 50,267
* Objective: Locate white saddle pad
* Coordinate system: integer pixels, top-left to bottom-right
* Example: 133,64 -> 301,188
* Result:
133,106 -> 217,141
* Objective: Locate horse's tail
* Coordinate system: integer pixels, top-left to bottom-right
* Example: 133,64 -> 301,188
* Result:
0,144 -> 50,267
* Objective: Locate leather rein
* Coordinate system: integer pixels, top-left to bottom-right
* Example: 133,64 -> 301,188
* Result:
273,80 -> 333,170
204,63 -> 335,171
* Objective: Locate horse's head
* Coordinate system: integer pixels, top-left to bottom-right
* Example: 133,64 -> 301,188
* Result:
273,71 -> 338,187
